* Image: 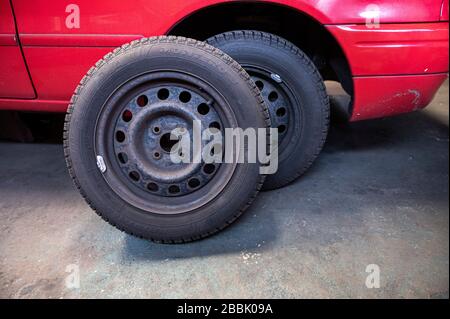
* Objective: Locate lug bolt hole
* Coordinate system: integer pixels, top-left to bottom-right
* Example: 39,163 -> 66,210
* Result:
152,126 -> 161,134
153,151 -> 161,159
278,125 -> 286,133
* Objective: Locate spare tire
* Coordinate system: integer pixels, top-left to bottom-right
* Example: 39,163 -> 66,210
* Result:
64,36 -> 270,243
207,31 -> 330,190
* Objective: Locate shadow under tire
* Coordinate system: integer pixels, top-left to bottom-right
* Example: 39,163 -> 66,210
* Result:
64,36 -> 270,243
207,31 -> 330,190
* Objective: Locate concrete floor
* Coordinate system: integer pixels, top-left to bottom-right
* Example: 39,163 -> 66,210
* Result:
0,82 -> 448,299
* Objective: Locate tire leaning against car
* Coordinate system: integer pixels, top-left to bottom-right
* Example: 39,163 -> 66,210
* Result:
207,31 -> 330,190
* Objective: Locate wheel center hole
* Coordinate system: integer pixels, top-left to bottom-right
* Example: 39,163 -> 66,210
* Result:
160,132 -> 180,153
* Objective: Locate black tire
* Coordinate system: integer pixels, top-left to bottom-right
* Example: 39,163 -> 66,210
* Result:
207,31 -> 329,190
64,36 -> 270,243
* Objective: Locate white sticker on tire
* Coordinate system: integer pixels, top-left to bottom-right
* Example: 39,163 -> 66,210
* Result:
96,155 -> 107,173
270,73 -> 282,83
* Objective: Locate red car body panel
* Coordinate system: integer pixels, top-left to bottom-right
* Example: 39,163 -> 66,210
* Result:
441,0 -> 449,21
327,23 -> 449,76
327,22 -> 449,120
0,0 -> 448,121
0,0 -> 35,98
8,0 -> 445,32
352,73 -> 448,120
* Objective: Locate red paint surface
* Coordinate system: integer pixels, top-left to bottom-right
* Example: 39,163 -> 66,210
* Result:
22,46 -> 127,100
0,0 -> 35,98
1,0 -> 449,121
327,23 -> 449,76
352,73 -> 448,121
10,0 -> 445,33
19,34 -> 143,47
0,98 -> 67,112
441,0 -> 449,21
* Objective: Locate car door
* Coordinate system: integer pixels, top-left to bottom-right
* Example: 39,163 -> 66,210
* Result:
0,0 -> 35,98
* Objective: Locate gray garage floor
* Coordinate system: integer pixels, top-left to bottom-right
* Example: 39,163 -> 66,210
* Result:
0,82 -> 448,299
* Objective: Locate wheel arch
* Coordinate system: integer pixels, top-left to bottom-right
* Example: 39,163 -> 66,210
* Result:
166,1 -> 354,102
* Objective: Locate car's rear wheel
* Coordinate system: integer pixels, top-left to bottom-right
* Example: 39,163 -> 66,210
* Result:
207,31 -> 330,190
64,36 -> 270,243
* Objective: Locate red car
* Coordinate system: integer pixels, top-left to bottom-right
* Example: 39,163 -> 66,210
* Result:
1,0 -> 448,242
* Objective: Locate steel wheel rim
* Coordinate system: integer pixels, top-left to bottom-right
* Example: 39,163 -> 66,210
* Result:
246,66 -> 299,157
113,84 -> 223,197
94,71 -> 238,215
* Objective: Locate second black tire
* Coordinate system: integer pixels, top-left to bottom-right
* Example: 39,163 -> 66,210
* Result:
207,31 -> 330,190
